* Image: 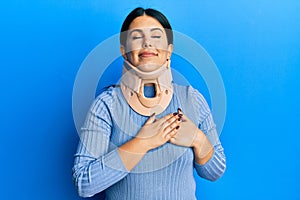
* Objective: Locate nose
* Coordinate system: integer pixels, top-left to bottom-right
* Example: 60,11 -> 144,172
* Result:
143,39 -> 152,48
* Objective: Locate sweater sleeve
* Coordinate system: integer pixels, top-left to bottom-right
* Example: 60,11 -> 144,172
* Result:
191,88 -> 226,181
72,94 -> 129,197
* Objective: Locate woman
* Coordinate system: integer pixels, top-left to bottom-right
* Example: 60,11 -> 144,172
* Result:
73,7 -> 226,199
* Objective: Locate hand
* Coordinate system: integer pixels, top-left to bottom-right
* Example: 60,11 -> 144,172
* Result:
168,109 -> 214,164
136,113 -> 181,151
169,108 -> 198,147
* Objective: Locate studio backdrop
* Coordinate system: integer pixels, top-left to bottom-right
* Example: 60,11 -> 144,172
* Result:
0,1 -> 299,200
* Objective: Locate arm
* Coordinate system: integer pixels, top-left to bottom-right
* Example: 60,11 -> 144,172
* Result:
193,112 -> 226,181
168,110 -> 226,181
169,87 -> 226,181
194,122 -> 226,181
192,128 -> 214,165
73,95 -> 181,197
72,98 -> 128,197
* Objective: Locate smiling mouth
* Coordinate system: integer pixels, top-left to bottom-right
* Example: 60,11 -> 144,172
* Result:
139,52 -> 158,57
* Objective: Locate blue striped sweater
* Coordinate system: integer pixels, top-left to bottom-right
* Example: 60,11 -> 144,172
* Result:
72,83 -> 226,199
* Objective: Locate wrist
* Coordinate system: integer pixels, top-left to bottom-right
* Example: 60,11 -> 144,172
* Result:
192,129 -> 214,165
131,137 -> 152,153
192,129 -> 205,148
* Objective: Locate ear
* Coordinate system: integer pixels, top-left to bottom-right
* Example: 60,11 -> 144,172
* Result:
167,44 -> 173,59
120,45 -> 127,60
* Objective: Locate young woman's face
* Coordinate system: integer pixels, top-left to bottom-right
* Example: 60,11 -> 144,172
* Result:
121,15 -> 173,72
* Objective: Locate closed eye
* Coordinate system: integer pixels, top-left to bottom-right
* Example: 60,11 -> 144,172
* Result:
132,36 -> 143,40
151,36 -> 161,39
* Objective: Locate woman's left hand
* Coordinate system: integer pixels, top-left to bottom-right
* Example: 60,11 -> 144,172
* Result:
169,109 -> 199,147
169,109 -> 214,164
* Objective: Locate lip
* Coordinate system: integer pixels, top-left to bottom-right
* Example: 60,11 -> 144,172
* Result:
139,51 -> 158,57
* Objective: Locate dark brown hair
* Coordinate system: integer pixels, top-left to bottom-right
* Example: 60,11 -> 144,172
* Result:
120,7 -> 173,46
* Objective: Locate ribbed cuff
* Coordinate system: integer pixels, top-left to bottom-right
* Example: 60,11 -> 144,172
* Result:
104,148 -> 129,173
194,149 -> 226,181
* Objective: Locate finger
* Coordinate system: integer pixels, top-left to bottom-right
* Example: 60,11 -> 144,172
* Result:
164,112 -> 177,121
169,127 -> 179,138
177,108 -> 183,114
164,125 -> 180,139
177,108 -> 188,121
163,124 -> 180,138
163,117 -> 181,132
144,113 -> 156,125
169,137 -> 176,143
156,113 -> 177,125
161,115 -> 180,130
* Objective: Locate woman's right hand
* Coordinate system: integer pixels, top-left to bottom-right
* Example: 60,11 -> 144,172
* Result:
118,113 -> 181,171
135,113 -> 181,151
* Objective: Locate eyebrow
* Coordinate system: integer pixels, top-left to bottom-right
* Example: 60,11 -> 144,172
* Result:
150,28 -> 164,33
129,28 -> 164,35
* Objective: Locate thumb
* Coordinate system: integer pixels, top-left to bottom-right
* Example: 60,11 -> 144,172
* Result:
145,113 -> 156,125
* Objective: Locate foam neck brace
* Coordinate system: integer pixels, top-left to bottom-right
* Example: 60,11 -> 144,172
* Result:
120,59 -> 173,116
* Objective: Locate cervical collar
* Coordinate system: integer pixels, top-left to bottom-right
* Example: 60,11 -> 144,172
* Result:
120,59 -> 173,116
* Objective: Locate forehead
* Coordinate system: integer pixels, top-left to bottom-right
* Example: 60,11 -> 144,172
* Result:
128,15 -> 164,30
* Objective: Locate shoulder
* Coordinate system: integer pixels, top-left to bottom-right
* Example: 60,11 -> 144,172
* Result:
173,83 -> 208,106
90,85 -> 121,112
173,83 -> 211,121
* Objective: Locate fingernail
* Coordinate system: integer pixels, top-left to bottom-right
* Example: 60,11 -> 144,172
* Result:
176,126 -> 180,129
178,108 -> 182,112
178,114 -> 183,118
178,118 -> 181,121
173,112 -> 178,116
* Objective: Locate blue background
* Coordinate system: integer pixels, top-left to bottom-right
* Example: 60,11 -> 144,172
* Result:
1,0 -> 299,199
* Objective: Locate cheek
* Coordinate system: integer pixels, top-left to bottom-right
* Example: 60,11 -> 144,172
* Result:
125,42 -> 141,61
153,40 -> 169,51
126,50 -> 140,62
127,41 -> 143,51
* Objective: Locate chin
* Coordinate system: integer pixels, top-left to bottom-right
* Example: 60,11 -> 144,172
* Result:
137,62 -> 162,72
